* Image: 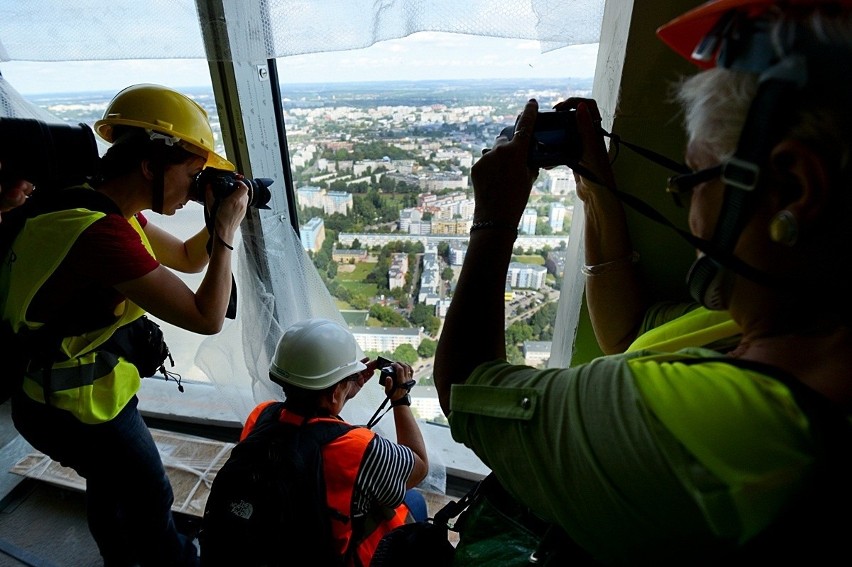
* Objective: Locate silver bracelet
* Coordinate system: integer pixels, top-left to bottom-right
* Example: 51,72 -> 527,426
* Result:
469,220 -> 519,236
581,251 -> 639,276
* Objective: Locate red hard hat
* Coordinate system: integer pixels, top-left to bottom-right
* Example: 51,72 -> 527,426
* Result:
657,0 -> 852,68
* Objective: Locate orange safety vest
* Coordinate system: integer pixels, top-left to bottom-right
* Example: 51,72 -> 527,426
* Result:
242,402 -> 410,566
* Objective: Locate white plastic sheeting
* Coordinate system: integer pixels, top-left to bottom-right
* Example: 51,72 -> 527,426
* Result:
0,0 -> 604,61
193,213 -> 451,492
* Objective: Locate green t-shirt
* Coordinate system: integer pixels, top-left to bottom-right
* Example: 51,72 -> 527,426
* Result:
448,350 -> 813,565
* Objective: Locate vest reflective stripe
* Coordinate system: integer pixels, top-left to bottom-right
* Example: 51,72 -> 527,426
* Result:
25,350 -> 120,391
21,356 -> 136,424
2,205 -> 152,424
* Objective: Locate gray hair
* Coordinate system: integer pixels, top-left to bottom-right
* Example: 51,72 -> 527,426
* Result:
675,68 -> 756,163
675,5 -> 852,175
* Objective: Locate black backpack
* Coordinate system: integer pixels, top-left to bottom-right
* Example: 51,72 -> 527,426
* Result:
200,403 -> 356,567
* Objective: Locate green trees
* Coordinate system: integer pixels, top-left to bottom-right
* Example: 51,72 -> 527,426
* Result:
417,338 -> 437,358
437,241 -> 450,262
393,344 -> 419,365
369,304 -> 410,327
410,304 -> 440,337
504,300 -> 559,351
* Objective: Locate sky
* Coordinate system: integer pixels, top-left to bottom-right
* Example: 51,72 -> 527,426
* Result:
0,32 -> 599,95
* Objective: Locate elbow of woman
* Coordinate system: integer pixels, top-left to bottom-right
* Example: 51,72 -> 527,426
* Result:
192,319 -> 224,335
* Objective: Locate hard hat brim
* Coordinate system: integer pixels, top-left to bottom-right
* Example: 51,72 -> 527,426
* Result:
656,0 -> 777,68
95,117 -> 235,171
270,359 -> 368,391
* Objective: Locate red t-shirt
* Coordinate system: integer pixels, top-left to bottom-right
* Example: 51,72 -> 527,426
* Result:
28,212 -> 160,328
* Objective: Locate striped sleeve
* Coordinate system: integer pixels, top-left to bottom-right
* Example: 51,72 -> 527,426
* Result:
352,436 -> 414,513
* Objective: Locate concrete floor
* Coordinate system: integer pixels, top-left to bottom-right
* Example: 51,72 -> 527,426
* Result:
0,401 -> 100,567
0,394 -> 479,566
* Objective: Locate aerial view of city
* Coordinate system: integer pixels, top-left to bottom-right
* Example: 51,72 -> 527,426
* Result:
22,77 -> 592,420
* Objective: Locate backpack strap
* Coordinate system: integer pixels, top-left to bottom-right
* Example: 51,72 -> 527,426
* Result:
247,402 -> 356,445
242,403 -> 357,565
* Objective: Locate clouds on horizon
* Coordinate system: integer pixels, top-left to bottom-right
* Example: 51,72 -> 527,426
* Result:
1,32 -> 598,95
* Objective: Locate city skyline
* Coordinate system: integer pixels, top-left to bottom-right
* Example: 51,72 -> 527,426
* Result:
0,32 -> 598,95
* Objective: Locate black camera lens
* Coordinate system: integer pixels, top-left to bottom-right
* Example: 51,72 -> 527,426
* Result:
0,118 -> 99,187
193,168 -> 273,209
243,177 -> 273,209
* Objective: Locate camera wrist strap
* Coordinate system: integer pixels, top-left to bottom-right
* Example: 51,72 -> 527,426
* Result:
202,200 -> 239,319
365,379 -> 416,429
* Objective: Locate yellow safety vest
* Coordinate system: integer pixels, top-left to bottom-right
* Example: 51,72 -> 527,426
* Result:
1,206 -> 153,424
627,306 -> 741,353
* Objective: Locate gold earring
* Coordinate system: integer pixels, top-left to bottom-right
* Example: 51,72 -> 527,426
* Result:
769,210 -> 799,247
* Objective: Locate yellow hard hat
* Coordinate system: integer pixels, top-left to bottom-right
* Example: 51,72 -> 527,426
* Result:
94,84 -> 234,171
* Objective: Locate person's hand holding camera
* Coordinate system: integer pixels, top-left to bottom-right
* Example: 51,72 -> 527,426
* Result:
380,361 -> 415,406
202,175 -> 249,250
552,98 -> 615,200
470,98 -> 539,232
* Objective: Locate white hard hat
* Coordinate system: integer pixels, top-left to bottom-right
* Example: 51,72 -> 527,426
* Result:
269,318 -> 367,390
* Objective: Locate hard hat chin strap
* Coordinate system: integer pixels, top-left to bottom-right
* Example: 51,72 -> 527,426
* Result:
151,171 -> 165,215
686,55 -> 807,309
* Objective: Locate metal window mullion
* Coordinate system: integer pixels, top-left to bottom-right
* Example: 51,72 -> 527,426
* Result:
196,0 -> 298,340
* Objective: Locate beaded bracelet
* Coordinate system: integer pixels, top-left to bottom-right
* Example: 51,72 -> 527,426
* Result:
581,251 -> 640,276
469,220 -> 519,236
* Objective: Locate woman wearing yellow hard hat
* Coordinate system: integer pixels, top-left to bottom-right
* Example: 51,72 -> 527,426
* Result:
2,83 -> 248,566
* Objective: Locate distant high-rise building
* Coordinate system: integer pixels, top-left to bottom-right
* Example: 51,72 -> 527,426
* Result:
300,217 -> 326,253
399,208 -> 422,232
549,202 -> 566,232
325,191 -> 353,215
296,185 -> 324,209
408,221 -> 432,235
548,169 -> 575,195
449,242 -> 468,266
350,326 -> 421,353
507,262 -> 547,290
430,220 -> 468,235
388,253 -> 409,290
523,341 -> 552,368
520,208 -> 537,235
